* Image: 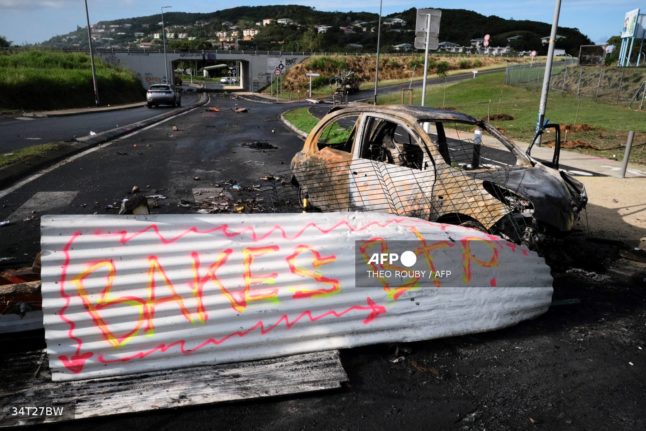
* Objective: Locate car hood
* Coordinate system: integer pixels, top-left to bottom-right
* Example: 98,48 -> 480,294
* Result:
476,163 -> 585,232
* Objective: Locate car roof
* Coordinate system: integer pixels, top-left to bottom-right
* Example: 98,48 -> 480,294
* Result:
328,104 -> 479,125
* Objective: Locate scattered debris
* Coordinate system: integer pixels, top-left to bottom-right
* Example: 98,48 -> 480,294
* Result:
119,195 -> 150,215
131,185 -> 140,194
243,141 -> 277,150
172,125 -> 179,132
233,107 -> 248,113
0,220 -> 12,227
206,107 -> 220,112
193,176 -> 201,181
177,199 -> 192,208
231,184 -> 242,191
145,194 -> 167,200
89,131 -> 97,136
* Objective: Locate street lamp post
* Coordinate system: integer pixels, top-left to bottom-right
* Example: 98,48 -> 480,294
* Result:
161,6 -> 171,84
84,0 -> 100,105
535,0 -> 562,146
373,0 -> 383,105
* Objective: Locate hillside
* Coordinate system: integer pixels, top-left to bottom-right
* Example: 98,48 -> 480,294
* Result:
41,5 -> 592,55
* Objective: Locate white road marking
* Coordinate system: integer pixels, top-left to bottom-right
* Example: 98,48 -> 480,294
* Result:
9,191 -> 78,221
25,137 -> 42,141
0,103 -> 205,200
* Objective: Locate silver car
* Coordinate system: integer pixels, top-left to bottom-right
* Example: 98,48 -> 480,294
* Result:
146,84 -> 181,108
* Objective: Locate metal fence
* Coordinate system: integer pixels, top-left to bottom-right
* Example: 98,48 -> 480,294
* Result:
505,61 -> 646,109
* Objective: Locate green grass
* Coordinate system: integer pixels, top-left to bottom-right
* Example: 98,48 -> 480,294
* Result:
283,107 -> 320,134
0,143 -> 65,168
0,50 -> 144,110
378,72 -> 646,163
283,107 -> 353,145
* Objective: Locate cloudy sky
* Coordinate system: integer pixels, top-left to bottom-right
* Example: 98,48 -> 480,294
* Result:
0,0 -> 639,45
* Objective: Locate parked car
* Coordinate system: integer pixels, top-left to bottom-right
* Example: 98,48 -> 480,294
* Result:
290,105 -> 587,245
220,76 -> 238,84
146,84 -> 181,108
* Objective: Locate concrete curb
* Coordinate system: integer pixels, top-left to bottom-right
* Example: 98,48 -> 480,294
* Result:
20,102 -> 146,118
280,109 -> 308,140
0,94 -> 209,189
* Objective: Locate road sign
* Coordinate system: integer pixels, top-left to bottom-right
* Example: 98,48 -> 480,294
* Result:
483,34 -> 490,48
278,62 -> 285,70
274,68 -> 282,76
306,73 -> 320,77
530,50 -> 537,57
414,8 -> 441,50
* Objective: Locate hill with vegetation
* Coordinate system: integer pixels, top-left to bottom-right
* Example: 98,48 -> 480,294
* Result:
41,5 -> 592,55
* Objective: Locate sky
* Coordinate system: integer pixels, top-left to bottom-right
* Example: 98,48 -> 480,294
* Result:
0,0 -> 640,45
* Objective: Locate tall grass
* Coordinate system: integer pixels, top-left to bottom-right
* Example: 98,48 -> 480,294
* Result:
0,50 -> 144,110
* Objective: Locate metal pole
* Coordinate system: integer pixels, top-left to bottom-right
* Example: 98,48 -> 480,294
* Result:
309,75 -> 313,98
84,0 -> 99,105
161,6 -> 171,84
620,131 -> 635,178
535,0 -> 562,146
420,13 -> 431,107
373,0 -> 383,105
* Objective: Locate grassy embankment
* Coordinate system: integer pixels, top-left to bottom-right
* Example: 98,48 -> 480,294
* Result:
286,72 -> 646,164
0,50 -> 144,111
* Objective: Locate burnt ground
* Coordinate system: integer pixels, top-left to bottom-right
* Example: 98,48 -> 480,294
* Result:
1,95 -> 645,430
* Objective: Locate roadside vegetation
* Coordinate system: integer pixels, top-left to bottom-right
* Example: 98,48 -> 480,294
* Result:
379,72 -> 646,164
0,50 -> 144,110
283,107 -> 319,133
0,143 -> 65,168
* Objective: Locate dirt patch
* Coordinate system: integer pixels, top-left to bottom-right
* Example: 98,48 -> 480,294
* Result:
488,113 -> 515,121
543,139 -> 600,150
560,123 -> 596,133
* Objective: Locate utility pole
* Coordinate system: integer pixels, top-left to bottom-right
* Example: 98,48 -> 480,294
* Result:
84,0 -> 99,105
373,0 -> 383,105
535,0 -> 562,145
161,6 -> 172,84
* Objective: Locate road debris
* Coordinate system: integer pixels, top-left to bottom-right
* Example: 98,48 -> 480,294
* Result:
119,195 -> 150,215
131,185 -> 140,194
0,220 -> 12,227
193,176 -> 200,181
177,199 -> 192,208
233,107 -> 248,113
206,107 -> 220,112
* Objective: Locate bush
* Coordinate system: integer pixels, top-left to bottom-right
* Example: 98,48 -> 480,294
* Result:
308,56 -> 349,72
472,59 -> 483,67
459,60 -> 472,69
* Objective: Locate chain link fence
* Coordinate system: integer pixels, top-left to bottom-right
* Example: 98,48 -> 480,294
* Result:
505,61 -> 646,109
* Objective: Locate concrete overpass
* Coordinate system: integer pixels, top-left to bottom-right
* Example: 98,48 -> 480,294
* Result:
96,50 -> 309,91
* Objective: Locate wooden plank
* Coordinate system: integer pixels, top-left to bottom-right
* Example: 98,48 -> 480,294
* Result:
0,350 -> 346,427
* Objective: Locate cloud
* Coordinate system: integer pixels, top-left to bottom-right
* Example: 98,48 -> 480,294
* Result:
0,0 -> 75,9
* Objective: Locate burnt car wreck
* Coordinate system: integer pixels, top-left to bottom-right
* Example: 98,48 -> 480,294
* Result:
291,105 -> 588,245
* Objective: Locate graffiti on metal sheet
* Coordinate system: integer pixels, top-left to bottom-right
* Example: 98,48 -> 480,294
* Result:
52,218 -> 530,374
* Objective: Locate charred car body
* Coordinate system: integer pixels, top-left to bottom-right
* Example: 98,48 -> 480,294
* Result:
291,105 -> 587,244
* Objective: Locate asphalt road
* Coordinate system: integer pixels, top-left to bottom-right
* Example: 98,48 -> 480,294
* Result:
0,94 -> 645,431
0,93 -> 200,153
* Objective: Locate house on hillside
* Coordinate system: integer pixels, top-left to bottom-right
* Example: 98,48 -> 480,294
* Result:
316,25 -> 332,34
262,18 -> 275,26
384,17 -> 407,26
393,43 -> 413,52
243,28 -> 259,41
541,34 -> 566,45
277,18 -> 296,26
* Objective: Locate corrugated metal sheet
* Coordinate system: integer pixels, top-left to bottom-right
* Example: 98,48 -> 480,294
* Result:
41,213 -> 552,381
